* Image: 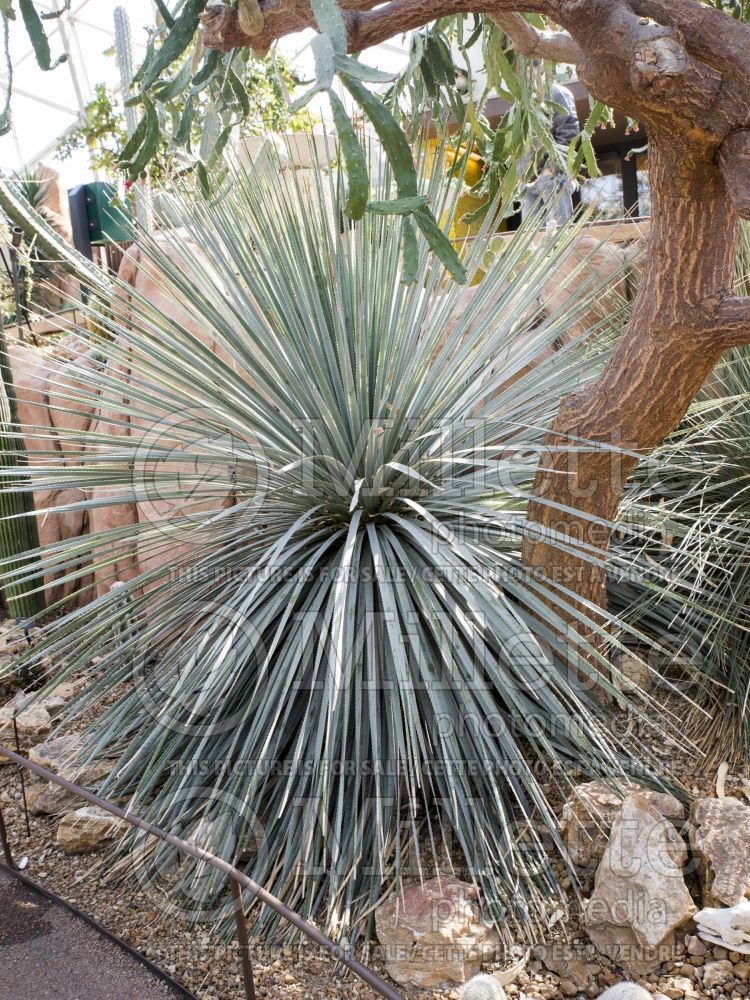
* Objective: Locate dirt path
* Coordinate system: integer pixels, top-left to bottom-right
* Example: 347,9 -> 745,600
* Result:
0,867 -> 191,1000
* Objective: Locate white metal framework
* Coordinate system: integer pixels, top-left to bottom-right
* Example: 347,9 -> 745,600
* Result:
0,1 -> 413,183
0,0 -> 157,177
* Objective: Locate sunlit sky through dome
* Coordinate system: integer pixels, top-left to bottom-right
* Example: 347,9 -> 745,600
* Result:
0,1 -> 412,190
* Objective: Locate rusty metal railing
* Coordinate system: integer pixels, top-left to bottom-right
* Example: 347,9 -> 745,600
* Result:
0,744 -> 405,1000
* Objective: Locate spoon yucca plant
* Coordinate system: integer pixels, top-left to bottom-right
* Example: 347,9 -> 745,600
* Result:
1,144 -> 687,944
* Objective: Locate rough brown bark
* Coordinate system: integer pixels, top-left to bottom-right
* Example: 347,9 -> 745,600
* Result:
199,0 -> 527,54
200,0 -> 750,623
520,1 -> 750,615
525,140 -> 742,609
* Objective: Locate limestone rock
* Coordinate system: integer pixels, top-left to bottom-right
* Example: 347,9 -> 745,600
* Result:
24,780 -> 47,812
0,692 -> 51,762
690,797 -> 750,907
30,779 -> 90,816
541,235 -> 640,349
702,959 -> 735,989
666,976 -> 697,998
684,933 -> 707,956
39,679 -> 85,719
533,940 -> 599,987
27,735 -> 112,815
694,899 -> 750,954
585,794 -> 696,974
613,653 -> 654,693
11,337 -> 101,603
598,987 -> 651,1000
374,875 -> 501,988
561,780 -> 685,870
35,163 -> 74,244
29,734 -> 79,771
57,805 -> 128,853
0,691 -> 51,735
41,695 -> 67,718
0,622 -> 40,656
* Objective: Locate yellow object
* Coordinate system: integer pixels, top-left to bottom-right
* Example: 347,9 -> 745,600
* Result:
441,192 -> 495,286
444,144 -> 484,187
424,137 -> 507,285
463,155 -> 484,188
445,191 -> 486,241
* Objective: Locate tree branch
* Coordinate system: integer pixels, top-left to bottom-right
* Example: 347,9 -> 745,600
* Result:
705,297 -> 750,350
490,11 -> 582,63
200,1 -> 314,54
199,0 -> 552,55
719,129 -> 750,221
551,0 -> 692,104
198,0 -> 749,143
630,0 -> 750,82
347,0 -> 498,50
197,0 -> 750,121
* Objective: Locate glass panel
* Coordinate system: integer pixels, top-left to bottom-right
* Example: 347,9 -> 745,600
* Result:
635,152 -> 651,217
580,152 -> 624,220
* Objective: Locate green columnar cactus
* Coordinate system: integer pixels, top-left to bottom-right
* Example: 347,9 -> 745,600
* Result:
114,5 -> 152,230
0,315 -> 44,622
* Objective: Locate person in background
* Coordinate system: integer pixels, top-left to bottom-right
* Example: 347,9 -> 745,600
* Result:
522,81 -> 580,227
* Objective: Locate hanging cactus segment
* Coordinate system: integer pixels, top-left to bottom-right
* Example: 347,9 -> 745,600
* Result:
413,207 -> 467,283
367,195 -> 430,215
400,216 -> 419,285
18,0 -> 67,71
141,0 -> 208,90
329,90 -> 369,220
341,74 -> 466,283
340,74 -> 418,198
309,0 -> 347,54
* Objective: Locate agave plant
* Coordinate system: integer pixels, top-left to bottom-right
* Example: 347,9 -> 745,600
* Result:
1,145 -> 689,943
1,168 -> 71,323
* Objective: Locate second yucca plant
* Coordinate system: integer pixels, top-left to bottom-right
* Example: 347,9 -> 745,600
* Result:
612,222 -> 750,759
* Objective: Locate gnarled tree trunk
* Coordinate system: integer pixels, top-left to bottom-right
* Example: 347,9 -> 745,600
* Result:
520,1 -> 750,615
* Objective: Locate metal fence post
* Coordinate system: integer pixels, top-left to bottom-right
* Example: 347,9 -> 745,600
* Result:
229,877 -> 256,1000
0,801 -> 15,868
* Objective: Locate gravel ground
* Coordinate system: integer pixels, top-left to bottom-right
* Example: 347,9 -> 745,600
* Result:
0,867 -> 183,999
0,775 -> 412,1000
0,651 -> 749,1000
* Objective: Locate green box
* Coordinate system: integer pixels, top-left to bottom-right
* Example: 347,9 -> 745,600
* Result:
84,182 -> 133,244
